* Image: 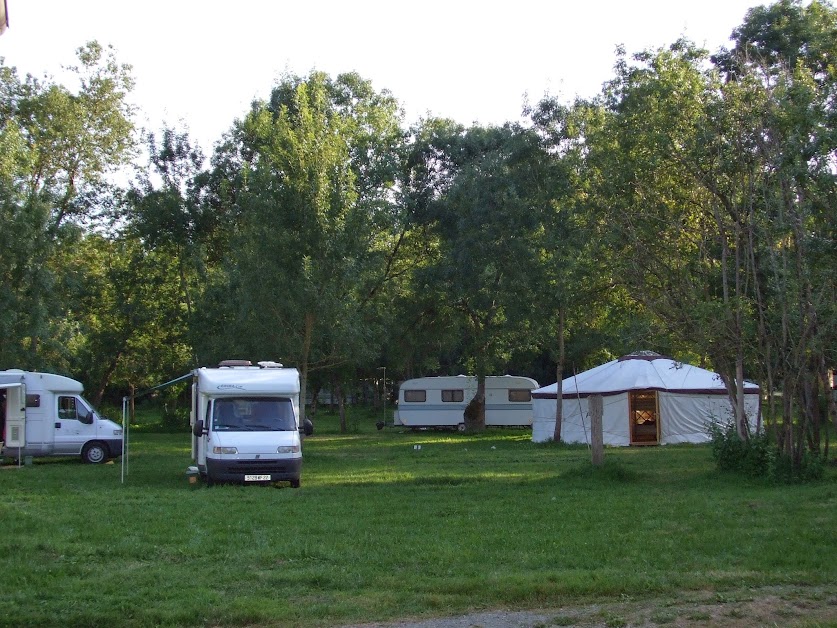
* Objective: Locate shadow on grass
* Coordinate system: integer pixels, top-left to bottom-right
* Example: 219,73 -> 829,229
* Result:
560,460 -> 641,482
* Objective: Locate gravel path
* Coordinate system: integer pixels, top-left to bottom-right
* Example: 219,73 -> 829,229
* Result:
339,585 -> 837,627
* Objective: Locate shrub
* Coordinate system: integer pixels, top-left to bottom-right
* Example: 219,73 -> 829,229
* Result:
709,420 -> 825,483
768,448 -> 825,484
160,404 -> 190,431
708,421 -> 770,477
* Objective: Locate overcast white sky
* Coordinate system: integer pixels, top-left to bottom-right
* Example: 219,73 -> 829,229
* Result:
1,0 -> 764,152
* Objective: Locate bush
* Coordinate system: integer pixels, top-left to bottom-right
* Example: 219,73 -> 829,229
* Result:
708,421 -> 770,477
769,448 -> 825,484
709,420 -> 825,483
160,404 -> 190,431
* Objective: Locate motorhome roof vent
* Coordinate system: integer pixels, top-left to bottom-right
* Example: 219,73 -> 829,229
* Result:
218,359 -> 252,368
257,361 -> 283,369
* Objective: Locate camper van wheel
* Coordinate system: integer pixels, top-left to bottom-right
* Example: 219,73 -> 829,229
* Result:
82,442 -> 108,464
457,423 -> 466,433
290,478 -> 300,488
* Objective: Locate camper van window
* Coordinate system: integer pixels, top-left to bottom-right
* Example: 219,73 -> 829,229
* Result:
508,389 -> 532,402
213,397 -> 296,431
76,402 -> 93,425
58,396 -> 78,420
26,394 -> 40,408
441,389 -> 464,402
404,390 -> 426,402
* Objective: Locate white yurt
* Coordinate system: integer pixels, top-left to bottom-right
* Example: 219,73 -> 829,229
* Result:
531,352 -> 761,445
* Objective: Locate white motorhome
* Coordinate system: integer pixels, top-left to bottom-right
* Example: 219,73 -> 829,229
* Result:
394,375 -> 539,431
190,360 -> 313,487
0,370 -> 123,464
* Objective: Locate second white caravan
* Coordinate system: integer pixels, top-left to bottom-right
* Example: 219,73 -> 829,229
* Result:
394,375 -> 539,431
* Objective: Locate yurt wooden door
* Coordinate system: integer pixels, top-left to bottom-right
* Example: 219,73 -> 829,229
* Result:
629,390 -> 660,445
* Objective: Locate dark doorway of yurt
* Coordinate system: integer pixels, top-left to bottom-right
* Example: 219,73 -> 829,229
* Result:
629,390 -> 660,445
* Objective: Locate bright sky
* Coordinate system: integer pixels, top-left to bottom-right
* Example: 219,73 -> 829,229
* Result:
1,0 -> 764,153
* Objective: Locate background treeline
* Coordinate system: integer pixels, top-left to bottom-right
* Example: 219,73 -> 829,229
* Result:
0,1 -> 835,460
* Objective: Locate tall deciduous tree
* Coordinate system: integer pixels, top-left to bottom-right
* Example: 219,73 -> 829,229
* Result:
712,0 -> 837,460
212,72 -> 403,418
0,42 -> 135,369
60,234 -> 193,404
127,126 -> 208,366
585,0 -> 837,466
417,124 -> 547,430
581,40 -> 764,438
527,97 -> 621,441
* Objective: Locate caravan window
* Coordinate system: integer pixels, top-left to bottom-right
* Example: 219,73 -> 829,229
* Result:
508,389 -> 532,402
403,390 -> 426,402
26,394 -> 40,408
441,389 -> 464,402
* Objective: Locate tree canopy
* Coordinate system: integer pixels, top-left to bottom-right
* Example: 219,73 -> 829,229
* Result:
2,1 -> 835,460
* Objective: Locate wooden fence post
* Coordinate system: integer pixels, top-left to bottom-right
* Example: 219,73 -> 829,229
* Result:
590,394 -> 604,466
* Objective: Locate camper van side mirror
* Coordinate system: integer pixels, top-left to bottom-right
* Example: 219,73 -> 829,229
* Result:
301,418 -> 314,436
192,419 -> 206,437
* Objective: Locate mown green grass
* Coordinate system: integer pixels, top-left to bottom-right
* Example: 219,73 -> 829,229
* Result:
1,409 -> 835,627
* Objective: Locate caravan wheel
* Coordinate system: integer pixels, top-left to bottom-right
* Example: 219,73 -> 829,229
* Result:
457,423 -> 466,433
82,442 -> 108,464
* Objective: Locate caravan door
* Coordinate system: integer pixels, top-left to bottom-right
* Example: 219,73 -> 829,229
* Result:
53,395 -> 97,454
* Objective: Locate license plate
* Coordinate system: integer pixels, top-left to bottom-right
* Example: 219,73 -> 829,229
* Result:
245,474 -> 271,482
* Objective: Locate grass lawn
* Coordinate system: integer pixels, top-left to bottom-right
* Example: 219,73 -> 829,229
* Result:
1,408 -> 836,627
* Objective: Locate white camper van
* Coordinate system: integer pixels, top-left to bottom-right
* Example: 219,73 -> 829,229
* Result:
0,370 -> 123,464
394,375 -> 539,431
190,360 -> 313,487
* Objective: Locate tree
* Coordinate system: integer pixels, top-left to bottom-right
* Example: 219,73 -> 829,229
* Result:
712,0 -> 837,460
212,72 -> 403,418
127,126 -> 208,366
0,42 -> 135,370
417,124 -> 547,430
584,40 -> 760,437
584,1 -> 837,468
527,97 -> 620,441
379,117 -> 468,380
60,234 -> 193,404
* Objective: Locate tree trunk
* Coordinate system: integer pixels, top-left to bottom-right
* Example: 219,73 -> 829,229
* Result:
309,382 -> 321,417
92,347 -> 126,407
298,311 -> 315,422
464,374 -> 486,431
590,394 -> 604,466
552,308 -> 565,442
818,358 -> 834,459
337,380 -> 347,433
736,357 -> 748,440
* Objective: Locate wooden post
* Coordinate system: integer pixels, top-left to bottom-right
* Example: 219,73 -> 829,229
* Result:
590,394 -> 604,466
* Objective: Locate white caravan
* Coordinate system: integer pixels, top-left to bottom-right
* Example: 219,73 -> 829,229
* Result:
190,360 -> 313,487
394,375 -> 539,431
0,370 -> 123,464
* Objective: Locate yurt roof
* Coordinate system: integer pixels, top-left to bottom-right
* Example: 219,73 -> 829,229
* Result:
532,352 -> 760,399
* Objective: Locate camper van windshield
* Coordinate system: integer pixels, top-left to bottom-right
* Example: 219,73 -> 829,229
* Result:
212,397 -> 295,432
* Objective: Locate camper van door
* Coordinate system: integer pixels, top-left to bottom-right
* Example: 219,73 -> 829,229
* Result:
195,397 -> 208,467
53,394 -> 97,455
0,382 -> 26,449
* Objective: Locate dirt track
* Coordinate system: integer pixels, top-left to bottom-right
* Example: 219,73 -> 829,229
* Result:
341,585 -> 837,627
